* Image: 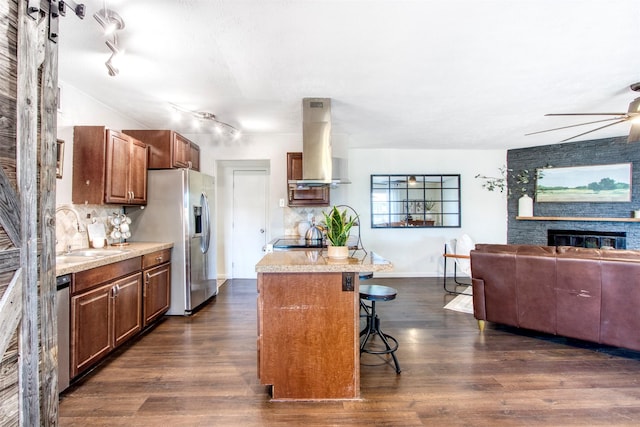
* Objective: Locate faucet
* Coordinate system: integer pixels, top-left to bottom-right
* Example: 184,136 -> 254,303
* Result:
55,205 -> 82,232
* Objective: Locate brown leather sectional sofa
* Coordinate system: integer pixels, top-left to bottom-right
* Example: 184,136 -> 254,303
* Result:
470,244 -> 640,352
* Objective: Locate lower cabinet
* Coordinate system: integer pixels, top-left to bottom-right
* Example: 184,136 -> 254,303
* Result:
69,251 -> 172,380
113,274 -> 144,347
142,249 -> 172,327
70,282 -> 113,377
71,272 -> 142,378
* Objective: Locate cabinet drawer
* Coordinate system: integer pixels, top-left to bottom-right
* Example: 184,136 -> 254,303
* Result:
142,249 -> 172,269
72,257 -> 142,295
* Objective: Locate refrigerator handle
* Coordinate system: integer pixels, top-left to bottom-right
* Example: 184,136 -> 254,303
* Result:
200,192 -> 211,254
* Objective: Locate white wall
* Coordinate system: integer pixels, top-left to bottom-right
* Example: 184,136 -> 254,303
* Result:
56,81 -> 149,205
340,148 -> 507,277
186,132 -> 300,240
57,82 -> 507,278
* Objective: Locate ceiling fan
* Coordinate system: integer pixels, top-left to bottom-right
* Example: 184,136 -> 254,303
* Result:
526,82 -> 640,143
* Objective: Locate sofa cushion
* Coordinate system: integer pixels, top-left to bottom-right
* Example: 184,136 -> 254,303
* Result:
515,253 -> 556,334
600,260 -> 640,351
555,257 -> 602,342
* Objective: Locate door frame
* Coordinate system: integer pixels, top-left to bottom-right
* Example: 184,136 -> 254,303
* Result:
231,169 -> 269,278
216,160 -> 270,279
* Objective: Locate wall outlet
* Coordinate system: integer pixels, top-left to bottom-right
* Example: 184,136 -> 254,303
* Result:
279,198 -> 285,207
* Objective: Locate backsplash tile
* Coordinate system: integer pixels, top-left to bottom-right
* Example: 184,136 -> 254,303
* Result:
283,207 -> 329,236
55,205 -> 124,253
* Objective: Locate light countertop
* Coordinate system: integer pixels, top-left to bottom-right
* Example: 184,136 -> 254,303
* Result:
255,250 -> 392,273
56,242 -> 173,276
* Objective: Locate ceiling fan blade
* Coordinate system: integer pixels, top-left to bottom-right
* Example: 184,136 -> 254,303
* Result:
545,113 -> 627,116
525,117 -> 626,136
628,122 -> 640,143
559,118 -> 629,142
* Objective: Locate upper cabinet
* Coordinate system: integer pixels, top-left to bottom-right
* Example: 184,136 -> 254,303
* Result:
287,152 -> 330,207
72,126 -> 148,205
122,130 -> 200,171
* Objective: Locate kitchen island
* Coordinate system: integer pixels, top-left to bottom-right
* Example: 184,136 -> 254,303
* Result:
255,250 -> 392,400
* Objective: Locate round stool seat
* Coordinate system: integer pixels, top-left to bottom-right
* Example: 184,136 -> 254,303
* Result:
359,284 -> 401,374
360,284 -> 397,302
359,271 -> 374,280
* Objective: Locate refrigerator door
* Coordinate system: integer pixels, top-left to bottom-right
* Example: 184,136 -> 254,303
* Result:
186,170 -> 217,312
129,169 -> 216,315
200,191 -> 211,254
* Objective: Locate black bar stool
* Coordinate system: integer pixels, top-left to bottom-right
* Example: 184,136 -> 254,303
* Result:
359,284 -> 401,374
359,272 -> 374,319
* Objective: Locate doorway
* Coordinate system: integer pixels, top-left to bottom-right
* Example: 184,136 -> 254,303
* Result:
217,160 -> 270,279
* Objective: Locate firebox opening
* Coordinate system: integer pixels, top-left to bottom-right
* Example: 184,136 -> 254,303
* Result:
547,229 -> 626,249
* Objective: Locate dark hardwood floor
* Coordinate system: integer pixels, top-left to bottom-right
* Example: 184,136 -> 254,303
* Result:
59,278 -> 640,426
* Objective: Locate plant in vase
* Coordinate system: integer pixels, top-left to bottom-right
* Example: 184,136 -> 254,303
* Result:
322,206 -> 357,259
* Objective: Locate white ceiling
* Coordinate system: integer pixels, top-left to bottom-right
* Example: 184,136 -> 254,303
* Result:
58,0 -> 640,150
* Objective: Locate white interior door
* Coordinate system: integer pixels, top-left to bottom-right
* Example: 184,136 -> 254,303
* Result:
232,170 -> 268,278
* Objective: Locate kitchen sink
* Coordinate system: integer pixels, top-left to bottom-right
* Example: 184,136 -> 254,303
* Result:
56,249 -> 128,265
69,249 -> 127,257
56,255 -> 99,264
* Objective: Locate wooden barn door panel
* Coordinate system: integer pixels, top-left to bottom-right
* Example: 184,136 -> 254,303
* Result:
0,0 -> 60,425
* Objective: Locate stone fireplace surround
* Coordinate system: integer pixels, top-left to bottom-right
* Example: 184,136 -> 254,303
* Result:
507,135 -> 640,250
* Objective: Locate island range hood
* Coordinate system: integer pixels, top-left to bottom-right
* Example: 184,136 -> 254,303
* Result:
288,98 -> 350,187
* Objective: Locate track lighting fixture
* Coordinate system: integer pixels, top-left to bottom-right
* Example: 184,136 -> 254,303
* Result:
93,8 -> 125,35
93,5 -> 125,76
171,104 -> 241,139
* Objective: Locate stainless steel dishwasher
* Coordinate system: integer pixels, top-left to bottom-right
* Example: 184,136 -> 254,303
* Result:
56,274 -> 71,392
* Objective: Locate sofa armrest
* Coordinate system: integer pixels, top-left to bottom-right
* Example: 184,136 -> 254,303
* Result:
472,278 -> 486,320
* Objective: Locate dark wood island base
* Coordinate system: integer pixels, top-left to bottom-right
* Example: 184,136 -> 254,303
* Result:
255,251 -> 392,400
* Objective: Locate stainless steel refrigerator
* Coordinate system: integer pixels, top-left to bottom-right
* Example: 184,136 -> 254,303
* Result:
130,168 -> 217,315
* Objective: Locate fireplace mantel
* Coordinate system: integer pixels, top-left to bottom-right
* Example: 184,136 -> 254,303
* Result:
516,216 -> 640,222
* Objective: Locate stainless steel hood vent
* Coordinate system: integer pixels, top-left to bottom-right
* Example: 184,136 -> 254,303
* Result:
288,98 -> 350,187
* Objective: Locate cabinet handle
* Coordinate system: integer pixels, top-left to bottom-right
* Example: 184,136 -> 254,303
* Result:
188,161 -> 192,169
155,256 -> 163,262
145,272 -> 151,284
131,190 -> 135,200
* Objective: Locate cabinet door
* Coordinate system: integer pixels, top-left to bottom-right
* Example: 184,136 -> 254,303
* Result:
113,273 -> 143,348
105,130 -> 131,204
259,272 -> 359,399
287,152 -> 330,207
173,133 -> 191,168
71,283 -> 113,378
143,263 -> 171,327
128,138 -> 148,204
190,143 -> 200,171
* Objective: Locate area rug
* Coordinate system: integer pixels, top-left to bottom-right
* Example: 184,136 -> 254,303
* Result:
443,287 -> 473,314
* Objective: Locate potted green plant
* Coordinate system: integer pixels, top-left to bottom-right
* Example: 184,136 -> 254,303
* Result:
322,206 -> 357,259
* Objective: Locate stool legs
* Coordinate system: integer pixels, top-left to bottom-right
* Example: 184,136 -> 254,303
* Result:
360,300 -> 401,374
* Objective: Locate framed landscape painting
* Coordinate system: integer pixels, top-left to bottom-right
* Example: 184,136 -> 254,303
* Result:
536,163 -> 632,202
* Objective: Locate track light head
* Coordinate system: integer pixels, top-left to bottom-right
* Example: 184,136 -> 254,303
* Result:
105,59 -> 119,76
93,9 -> 125,35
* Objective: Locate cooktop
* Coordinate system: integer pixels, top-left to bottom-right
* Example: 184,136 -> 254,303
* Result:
271,238 -> 324,249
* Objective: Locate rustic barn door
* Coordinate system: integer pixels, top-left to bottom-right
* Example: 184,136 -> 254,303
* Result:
0,0 -> 71,425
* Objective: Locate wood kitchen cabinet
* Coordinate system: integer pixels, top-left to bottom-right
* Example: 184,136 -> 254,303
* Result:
70,258 -> 142,378
287,152 -> 330,206
142,249 -> 172,327
72,126 -> 148,205
122,129 -> 200,171
258,271 -> 359,399
189,142 -> 200,171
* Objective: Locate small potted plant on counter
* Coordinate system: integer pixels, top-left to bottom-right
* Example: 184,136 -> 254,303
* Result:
322,205 -> 357,259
